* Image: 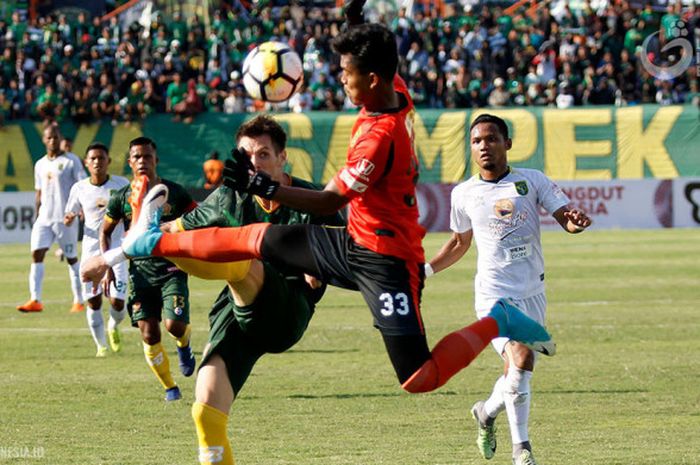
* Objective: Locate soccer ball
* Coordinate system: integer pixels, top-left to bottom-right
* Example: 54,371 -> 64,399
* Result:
242,41 -> 303,103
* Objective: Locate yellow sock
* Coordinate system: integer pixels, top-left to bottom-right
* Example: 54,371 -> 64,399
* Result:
172,324 -> 191,349
143,342 -> 176,390
192,401 -> 234,465
168,257 -> 251,282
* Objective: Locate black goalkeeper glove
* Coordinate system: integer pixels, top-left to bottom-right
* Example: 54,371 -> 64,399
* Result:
223,147 -> 280,199
344,0 -> 366,26
223,147 -> 254,193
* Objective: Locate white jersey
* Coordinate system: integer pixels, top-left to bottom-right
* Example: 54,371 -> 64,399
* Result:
450,168 -> 569,299
34,152 -> 86,223
65,175 -> 129,258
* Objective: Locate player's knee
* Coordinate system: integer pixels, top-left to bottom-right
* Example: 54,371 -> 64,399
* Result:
111,300 -> 125,311
164,319 -> 185,338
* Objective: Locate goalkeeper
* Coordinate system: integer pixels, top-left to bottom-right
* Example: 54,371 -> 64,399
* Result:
156,115 -> 343,465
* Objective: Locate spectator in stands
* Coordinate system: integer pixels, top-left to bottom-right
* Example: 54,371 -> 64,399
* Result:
0,2 -> 696,120
488,77 -> 510,107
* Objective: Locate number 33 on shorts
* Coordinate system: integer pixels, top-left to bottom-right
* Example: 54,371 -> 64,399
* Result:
379,292 -> 410,317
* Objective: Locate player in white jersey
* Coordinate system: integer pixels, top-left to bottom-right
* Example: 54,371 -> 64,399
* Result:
17,124 -> 87,313
65,143 -> 130,357
426,114 -> 591,465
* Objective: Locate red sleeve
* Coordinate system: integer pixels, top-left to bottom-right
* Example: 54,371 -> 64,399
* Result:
333,127 -> 393,200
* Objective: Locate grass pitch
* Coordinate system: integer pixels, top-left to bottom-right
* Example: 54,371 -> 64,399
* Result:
1,229 -> 699,465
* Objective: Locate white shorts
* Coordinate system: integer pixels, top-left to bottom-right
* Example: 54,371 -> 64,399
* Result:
30,221 -> 79,258
81,260 -> 128,301
475,293 -> 547,357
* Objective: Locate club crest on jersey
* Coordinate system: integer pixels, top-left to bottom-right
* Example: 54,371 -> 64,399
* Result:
494,198 -> 514,218
515,181 -> 528,196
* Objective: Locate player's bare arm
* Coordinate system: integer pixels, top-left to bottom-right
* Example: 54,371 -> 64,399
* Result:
34,190 -> 41,221
427,230 -> 473,275
272,178 -> 347,215
553,207 -> 592,233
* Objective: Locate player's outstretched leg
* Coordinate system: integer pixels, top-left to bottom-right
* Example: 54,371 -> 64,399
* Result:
121,183 -> 168,257
487,299 -> 556,356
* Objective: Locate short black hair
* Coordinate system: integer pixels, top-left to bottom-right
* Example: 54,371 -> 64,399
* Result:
470,114 -> 509,139
129,136 -> 157,150
331,23 -> 398,81
85,142 -> 109,155
235,115 -> 287,154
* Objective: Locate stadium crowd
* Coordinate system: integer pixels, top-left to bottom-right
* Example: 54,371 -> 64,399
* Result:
0,1 -> 698,125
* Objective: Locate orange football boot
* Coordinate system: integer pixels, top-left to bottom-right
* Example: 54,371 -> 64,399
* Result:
128,174 -> 150,227
17,300 -> 43,312
69,303 -> 85,313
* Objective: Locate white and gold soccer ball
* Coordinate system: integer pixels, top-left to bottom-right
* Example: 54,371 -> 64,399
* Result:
241,41 -> 303,103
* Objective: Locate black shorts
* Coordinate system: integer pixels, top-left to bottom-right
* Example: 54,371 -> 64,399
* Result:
305,226 -> 426,337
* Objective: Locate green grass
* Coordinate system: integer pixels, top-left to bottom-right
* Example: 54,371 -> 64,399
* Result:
1,229 -> 699,465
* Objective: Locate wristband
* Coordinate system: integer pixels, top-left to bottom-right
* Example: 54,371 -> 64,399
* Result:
424,263 -> 435,278
103,247 -> 127,267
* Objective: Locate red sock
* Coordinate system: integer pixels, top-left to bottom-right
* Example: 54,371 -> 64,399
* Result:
153,224 -> 270,262
402,317 -> 499,393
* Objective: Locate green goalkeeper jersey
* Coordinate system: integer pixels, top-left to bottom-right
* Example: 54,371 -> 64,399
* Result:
106,178 -> 196,288
178,178 -> 344,300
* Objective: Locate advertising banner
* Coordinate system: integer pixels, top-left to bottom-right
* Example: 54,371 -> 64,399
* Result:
1,105 -> 698,191
0,192 -> 35,243
417,178 -> 695,232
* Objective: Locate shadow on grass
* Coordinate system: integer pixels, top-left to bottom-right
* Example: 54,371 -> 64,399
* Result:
540,388 -> 649,395
287,390 -> 460,400
287,348 -> 360,354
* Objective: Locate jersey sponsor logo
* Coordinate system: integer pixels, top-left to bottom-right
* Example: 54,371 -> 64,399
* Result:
353,158 -> 375,178
96,198 -> 108,209
504,243 -> 532,261
515,181 -> 528,196
493,199 -> 514,218
339,168 -> 368,193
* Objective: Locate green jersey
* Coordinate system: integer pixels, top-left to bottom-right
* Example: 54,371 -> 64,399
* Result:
189,178 -> 345,394
180,178 -> 342,230
106,178 -> 196,288
179,178 -> 344,300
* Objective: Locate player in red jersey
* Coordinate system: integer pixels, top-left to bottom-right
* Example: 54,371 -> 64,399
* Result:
85,22 -> 554,399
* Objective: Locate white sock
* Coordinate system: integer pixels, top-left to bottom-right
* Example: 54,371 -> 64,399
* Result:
29,262 -> 45,301
87,307 -> 107,349
108,305 -> 126,331
483,374 -> 508,419
503,367 -> 532,445
68,261 -> 83,304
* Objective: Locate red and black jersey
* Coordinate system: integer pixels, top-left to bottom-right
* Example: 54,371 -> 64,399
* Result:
333,76 -> 425,262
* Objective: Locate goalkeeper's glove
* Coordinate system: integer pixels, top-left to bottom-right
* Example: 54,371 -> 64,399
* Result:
223,147 -> 280,199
